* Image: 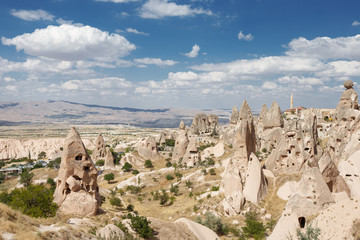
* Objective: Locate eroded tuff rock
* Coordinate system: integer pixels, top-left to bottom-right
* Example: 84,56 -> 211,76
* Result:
268,167 -> 335,240
182,137 -> 199,167
265,109 -> 318,175
104,147 -> 115,169
179,120 -> 186,130
230,106 -> 239,125
221,101 -> 266,216
189,113 -> 218,134
53,127 -> 101,216
172,130 -> 189,163
136,137 -> 159,161
263,101 -> 284,130
92,134 -> 106,162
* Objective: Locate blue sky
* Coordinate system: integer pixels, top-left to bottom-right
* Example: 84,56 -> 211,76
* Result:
1,0 -> 360,111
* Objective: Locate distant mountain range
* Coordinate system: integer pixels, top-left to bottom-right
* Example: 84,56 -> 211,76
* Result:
0,100 -> 231,128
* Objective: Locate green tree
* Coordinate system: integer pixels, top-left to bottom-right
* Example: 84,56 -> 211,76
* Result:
122,162 -> 132,172
20,168 -> 34,187
9,185 -> 58,218
166,174 -> 174,181
159,189 -> 169,205
0,173 -> 5,184
196,212 -> 228,235
165,139 -> 175,147
95,159 -> 105,166
37,151 -> 46,159
104,173 -> 115,183
144,160 -> 153,168
109,196 -> 122,207
241,211 -> 266,240
130,215 -> 154,239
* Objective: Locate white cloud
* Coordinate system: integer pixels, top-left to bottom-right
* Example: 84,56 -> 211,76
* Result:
139,0 -> 212,19
352,20 -> 360,26
135,86 -> 151,93
185,44 -> 200,58
3,77 -> 15,82
262,81 -> 278,90
61,77 -> 132,91
95,0 -> 140,2
319,60 -> 360,77
286,35 -> 360,60
278,76 -> 323,85
2,24 -> 136,61
237,31 -> 254,41
10,9 -> 55,21
126,28 -> 149,35
168,71 -> 199,81
134,58 -> 177,66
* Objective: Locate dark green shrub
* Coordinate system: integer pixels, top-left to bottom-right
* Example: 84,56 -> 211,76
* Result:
109,196 -> 122,207
7,185 -> 57,218
159,189 -> 169,205
132,170 -> 139,175
185,180 -> 193,188
37,151 -> 46,159
130,215 -> 154,239
95,160 -> 105,166
127,204 -> 134,211
126,185 -> 141,194
122,162 -> 133,172
295,224 -> 321,240
165,139 -> 175,147
196,212 -> 228,235
166,174 -> 174,180
241,211 -> 266,240
47,157 -> 61,169
144,160 -> 153,168
0,173 -> 5,184
170,184 -> 179,195
211,185 -> 219,191
209,168 -> 216,175
104,173 -> 115,183
20,168 -> 34,187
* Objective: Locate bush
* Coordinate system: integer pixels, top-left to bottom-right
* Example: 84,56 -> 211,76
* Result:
166,174 -> 174,181
130,215 -> 154,239
159,189 -> 169,205
47,157 -> 61,169
3,184 -> 58,218
206,157 -> 215,166
20,168 -> 34,187
170,184 -> 179,195
109,196 -> 122,207
0,173 -> 5,184
144,160 -> 153,168
104,173 -> 115,183
196,212 -> 228,235
127,204 -> 134,211
122,162 -> 133,172
132,170 -> 139,175
95,160 -> 105,166
209,168 -> 216,175
294,224 -> 321,240
211,185 -> 219,191
126,185 -> 142,194
37,151 -> 46,159
165,139 -> 175,147
241,212 -> 266,240
185,180 -> 193,188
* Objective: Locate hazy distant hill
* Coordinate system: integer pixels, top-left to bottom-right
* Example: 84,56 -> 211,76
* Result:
0,100 -> 231,128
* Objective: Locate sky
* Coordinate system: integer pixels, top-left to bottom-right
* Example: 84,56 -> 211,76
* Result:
1,0 -> 360,111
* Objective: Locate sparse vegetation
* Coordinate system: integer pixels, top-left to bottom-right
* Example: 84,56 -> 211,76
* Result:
166,174 -> 174,180
196,212 -> 228,235
95,159 -> 105,166
165,139 -> 175,147
129,214 -> 155,239
144,159 -> 153,168
122,162 -> 133,172
159,189 -> 169,205
126,185 -> 142,194
37,151 -> 46,159
19,168 -> 34,187
104,173 -> 115,183
109,196 -> 122,207
240,211 -> 266,240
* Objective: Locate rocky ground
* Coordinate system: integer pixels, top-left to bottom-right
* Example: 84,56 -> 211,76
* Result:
1,81 -> 360,240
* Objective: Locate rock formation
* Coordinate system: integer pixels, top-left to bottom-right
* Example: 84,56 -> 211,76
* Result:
265,109 -> 318,175
189,113 -> 218,134
136,137 -> 159,160
263,101 -> 284,130
230,106 -> 239,124
53,127 -> 101,216
182,137 -> 200,167
268,167 -> 335,239
179,120 -> 185,130
172,130 -> 189,163
92,134 -> 106,161
104,147 -> 115,169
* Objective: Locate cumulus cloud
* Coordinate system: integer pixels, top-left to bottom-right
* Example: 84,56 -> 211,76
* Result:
168,71 -> 199,81
96,0 -> 139,2
237,31 -> 254,41
61,77 -> 132,91
139,0 -> 212,19
352,20 -> 360,26
318,60 -> 360,77
2,24 -> 136,61
262,81 -> 278,90
134,58 -> 177,66
286,35 -> 360,60
278,76 -> 323,85
126,28 -> 149,35
10,9 -> 55,21
185,44 -> 200,58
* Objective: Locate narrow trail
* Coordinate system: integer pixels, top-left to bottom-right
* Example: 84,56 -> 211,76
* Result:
263,176 -> 277,209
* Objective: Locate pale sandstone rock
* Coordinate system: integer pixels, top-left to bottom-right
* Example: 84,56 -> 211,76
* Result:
230,106 -> 239,125
97,224 -> 125,240
263,101 -> 284,129
201,141 -> 225,159
104,147 -> 115,169
190,113 -> 218,134
174,218 -> 220,240
179,120 -> 186,130
182,137 -> 200,167
172,130 -> 189,163
243,153 -> 268,204
268,167 -> 335,240
92,134 -> 106,162
53,127 -> 100,216
136,136 -> 159,161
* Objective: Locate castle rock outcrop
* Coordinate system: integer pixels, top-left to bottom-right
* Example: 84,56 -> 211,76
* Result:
53,127 -> 101,216
92,134 -> 106,162
190,113 -> 218,134
172,130 -> 189,163
136,137 -> 159,161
